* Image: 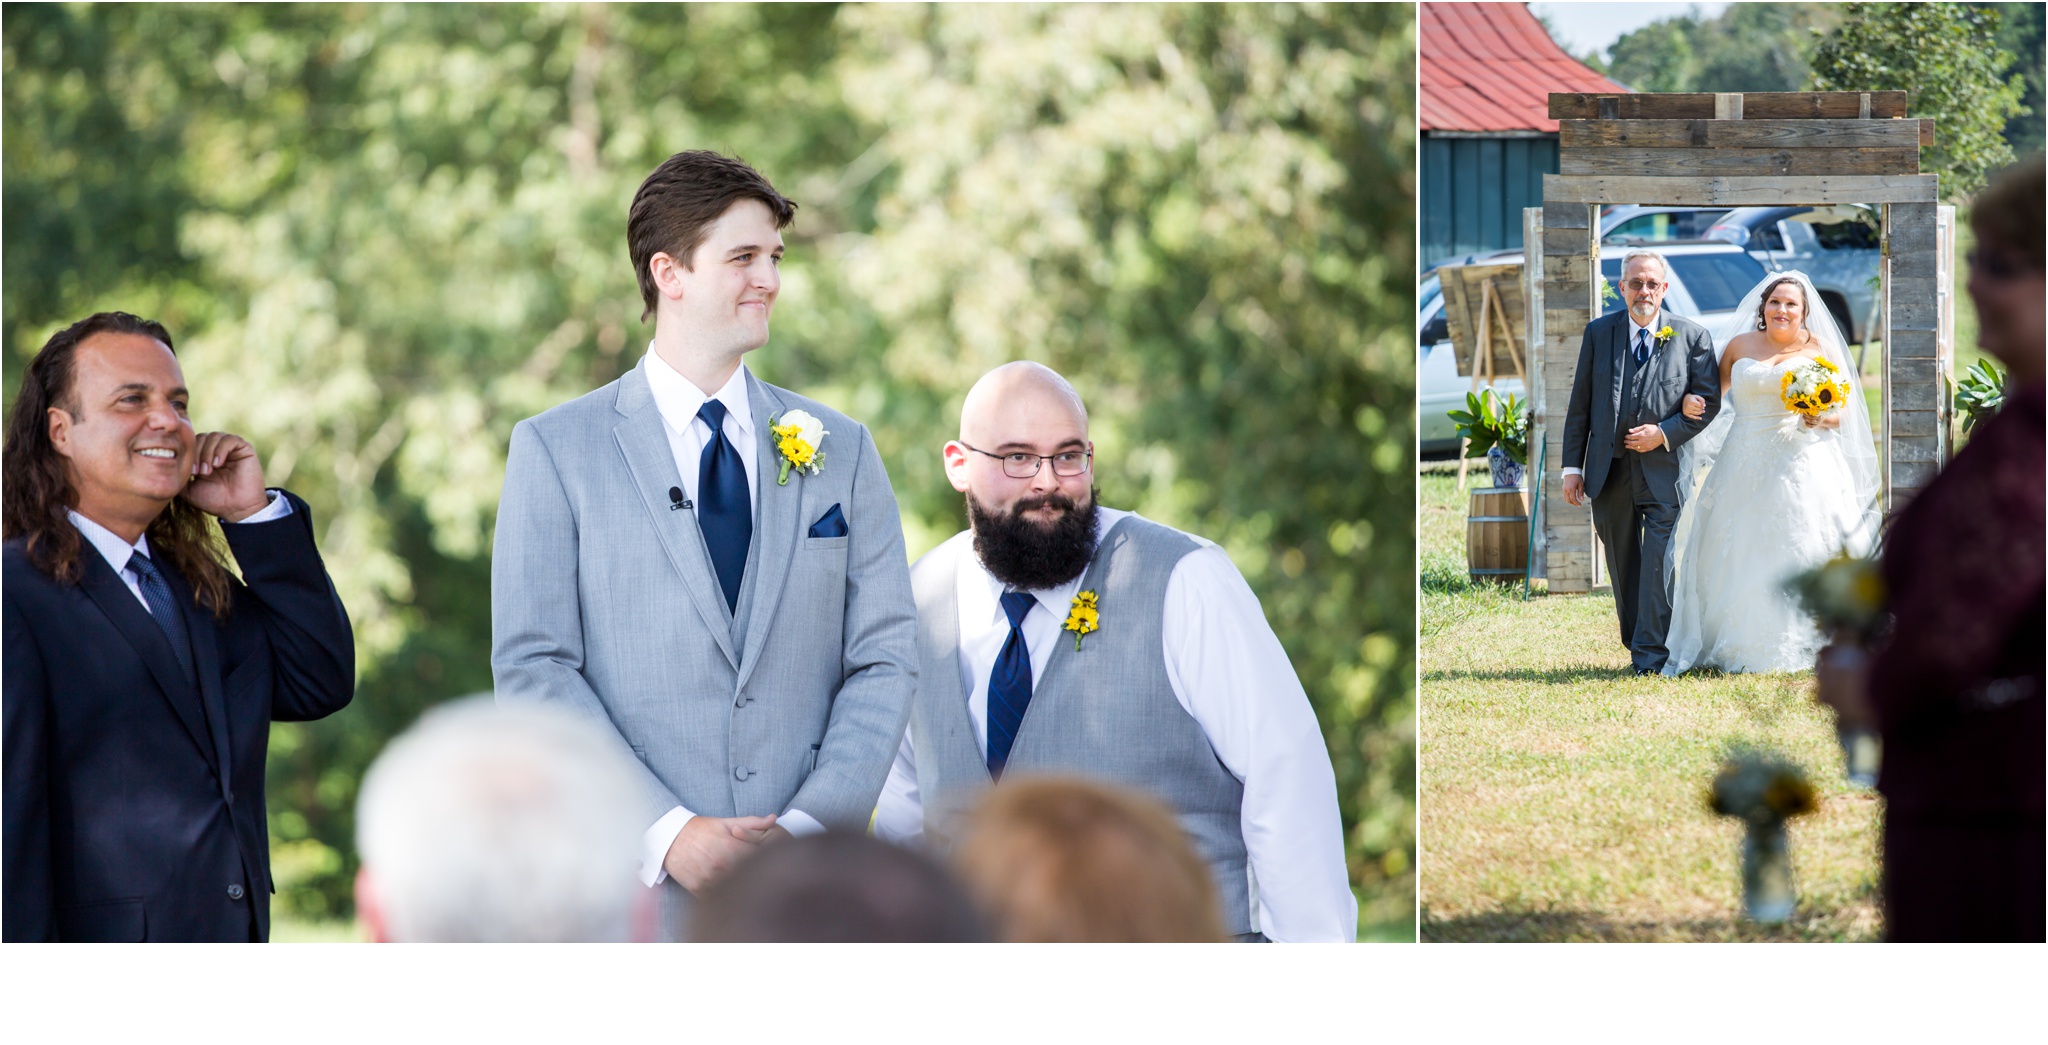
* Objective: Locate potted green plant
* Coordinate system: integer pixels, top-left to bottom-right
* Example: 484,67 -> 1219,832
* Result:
1953,358 -> 2006,439
1448,388 -> 1529,489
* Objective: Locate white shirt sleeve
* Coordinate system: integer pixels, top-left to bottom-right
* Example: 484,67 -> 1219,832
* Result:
1162,545 -> 1358,942
873,732 -> 925,846
640,806 -> 695,888
1562,466 -> 1583,477
778,809 -> 825,837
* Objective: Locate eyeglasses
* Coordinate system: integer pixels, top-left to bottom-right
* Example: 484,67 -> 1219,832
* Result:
960,441 -> 1093,479
1621,279 -> 1665,292
1968,248 -> 2031,281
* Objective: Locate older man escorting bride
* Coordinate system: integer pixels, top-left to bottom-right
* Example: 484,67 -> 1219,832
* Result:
1663,269 -> 1880,676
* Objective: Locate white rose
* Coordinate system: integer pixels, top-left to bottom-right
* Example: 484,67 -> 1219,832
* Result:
780,409 -> 827,449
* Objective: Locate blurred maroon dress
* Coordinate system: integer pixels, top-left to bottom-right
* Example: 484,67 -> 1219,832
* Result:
1871,378 -> 2045,942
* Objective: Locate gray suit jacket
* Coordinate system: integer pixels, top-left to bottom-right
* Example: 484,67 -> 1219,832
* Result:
491,359 -> 917,841
1562,309 -> 1721,500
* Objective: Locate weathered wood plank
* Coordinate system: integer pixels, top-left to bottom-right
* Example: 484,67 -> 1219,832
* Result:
1558,118 -> 1926,150
1888,274 -> 1939,303
1891,461 -> 1938,489
1560,147 -> 1919,178
1544,173 -> 1938,205
1548,91 -> 1909,121
1890,436 -> 1942,463
1888,375 -> 1942,410
1887,299 -> 1939,334
1890,410 -> 1941,438
1542,201 -> 1592,229
1546,310 -> 1593,336
1886,217 -> 1938,256
1887,202 -> 1938,225
1890,358 -> 1943,387
1543,225 -> 1595,256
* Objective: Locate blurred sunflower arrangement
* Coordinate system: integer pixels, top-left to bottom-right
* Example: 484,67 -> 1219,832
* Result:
1706,747 -> 1819,827
1780,355 -> 1852,420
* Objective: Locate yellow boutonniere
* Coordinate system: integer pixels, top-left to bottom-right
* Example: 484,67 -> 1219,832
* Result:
769,409 -> 827,485
1063,590 -> 1099,651
1655,324 -> 1675,345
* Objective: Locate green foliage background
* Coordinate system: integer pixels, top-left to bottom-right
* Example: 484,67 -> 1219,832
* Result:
3,3 -> 1417,937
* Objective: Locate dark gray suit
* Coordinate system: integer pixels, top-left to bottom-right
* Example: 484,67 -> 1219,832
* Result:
1562,309 -> 1720,671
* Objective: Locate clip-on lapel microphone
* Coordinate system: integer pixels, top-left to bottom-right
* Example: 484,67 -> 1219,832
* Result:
669,486 -> 693,511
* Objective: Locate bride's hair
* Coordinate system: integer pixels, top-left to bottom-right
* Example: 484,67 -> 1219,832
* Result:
1752,276 -> 1814,344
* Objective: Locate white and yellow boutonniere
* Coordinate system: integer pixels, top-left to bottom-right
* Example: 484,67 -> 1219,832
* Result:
1654,324 -> 1675,346
1063,590 -> 1099,651
769,409 -> 827,486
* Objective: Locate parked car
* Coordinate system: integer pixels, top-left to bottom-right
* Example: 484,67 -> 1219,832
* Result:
1418,241 -> 1767,455
1705,206 -> 1881,344
1600,205 -> 1730,245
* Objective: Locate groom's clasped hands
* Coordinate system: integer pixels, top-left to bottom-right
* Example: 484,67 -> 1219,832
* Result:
664,814 -> 790,894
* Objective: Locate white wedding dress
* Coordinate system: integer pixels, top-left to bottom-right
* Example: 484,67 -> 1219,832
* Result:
1663,272 -> 1880,676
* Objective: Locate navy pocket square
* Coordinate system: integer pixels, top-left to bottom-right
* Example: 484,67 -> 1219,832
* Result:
808,503 -> 848,539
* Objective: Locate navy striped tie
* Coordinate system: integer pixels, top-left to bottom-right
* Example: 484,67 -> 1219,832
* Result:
1634,327 -> 1651,364
985,592 -> 1036,779
127,551 -> 196,685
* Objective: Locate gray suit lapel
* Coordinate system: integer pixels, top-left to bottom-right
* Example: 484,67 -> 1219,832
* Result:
610,362 -> 738,669
735,373 -> 802,689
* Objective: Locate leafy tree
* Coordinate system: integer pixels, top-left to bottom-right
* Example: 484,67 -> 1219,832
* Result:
1603,4 -> 1843,94
1993,1 -> 2044,157
1811,3 -> 2027,199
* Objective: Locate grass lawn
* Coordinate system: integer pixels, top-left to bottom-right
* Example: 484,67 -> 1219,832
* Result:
1418,471 -> 1881,942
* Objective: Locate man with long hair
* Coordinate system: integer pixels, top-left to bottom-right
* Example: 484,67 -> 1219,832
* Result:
3,312 -> 355,942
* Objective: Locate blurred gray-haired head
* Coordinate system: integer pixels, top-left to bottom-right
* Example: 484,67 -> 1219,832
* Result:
354,697 -> 645,942
1620,248 -> 1671,282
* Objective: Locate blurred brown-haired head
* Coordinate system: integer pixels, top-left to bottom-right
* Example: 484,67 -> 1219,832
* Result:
627,150 -> 797,322
1969,153 -> 2045,273
689,831 -> 985,943
954,776 -> 1227,942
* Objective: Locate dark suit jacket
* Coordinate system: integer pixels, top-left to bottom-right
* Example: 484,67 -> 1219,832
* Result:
3,490 -> 354,941
1561,309 -> 1721,500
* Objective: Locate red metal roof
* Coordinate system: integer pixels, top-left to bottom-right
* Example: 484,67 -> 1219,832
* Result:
1421,2 -> 1627,133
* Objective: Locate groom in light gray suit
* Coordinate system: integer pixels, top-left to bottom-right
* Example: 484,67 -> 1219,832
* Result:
1561,250 -> 1720,675
492,151 -> 917,937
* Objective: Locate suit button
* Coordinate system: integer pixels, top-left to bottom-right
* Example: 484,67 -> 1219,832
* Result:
734,766 -> 750,781
227,884 -> 245,900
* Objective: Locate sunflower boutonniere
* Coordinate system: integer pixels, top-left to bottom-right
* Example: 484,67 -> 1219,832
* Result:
1063,590 -> 1099,651
768,410 -> 827,485
1654,324 -> 1676,347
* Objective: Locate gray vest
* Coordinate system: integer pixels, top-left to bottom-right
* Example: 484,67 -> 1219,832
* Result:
1620,322 -> 1661,435
907,515 -> 1255,936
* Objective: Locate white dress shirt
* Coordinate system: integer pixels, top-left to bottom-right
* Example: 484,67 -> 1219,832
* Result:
637,346 -> 823,887
68,491 -> 292,608
874,507 -> 1359,942
1564,310 -> 1665,478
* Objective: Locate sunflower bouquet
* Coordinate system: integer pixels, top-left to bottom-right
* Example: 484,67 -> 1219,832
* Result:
1779,355 -> 1852,421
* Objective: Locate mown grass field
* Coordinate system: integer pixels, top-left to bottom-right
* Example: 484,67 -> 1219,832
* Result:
1418,470 -> 1881,942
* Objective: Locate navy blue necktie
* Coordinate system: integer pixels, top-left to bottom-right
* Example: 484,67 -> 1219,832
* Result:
1634,327 -> 1651,364
984,592 -> 1037,779
127,551 -> 196,685
695,399 -> 752,613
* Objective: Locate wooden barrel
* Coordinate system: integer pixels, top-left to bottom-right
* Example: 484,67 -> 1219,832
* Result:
1467,486 -> 1530,585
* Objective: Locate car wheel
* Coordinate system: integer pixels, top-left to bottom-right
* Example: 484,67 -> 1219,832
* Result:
1820,291 -> 1855,345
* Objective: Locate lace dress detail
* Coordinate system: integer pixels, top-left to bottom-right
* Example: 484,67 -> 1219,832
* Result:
1665,356 -> 1874,674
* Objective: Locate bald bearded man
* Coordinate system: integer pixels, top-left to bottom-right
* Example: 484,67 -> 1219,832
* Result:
875,363 -> 1356,941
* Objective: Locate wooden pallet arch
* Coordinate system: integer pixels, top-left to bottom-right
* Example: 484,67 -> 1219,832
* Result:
1524,91 -> 1955,594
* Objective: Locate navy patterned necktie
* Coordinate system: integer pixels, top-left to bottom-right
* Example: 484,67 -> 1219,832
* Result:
1634,327 -> 1652,364
127,551 -> 196,684
696,399 -> 752,613
984,592 -> 1037,779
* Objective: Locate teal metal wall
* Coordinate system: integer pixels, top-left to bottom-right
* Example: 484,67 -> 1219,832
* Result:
1419,133 -> 1557,270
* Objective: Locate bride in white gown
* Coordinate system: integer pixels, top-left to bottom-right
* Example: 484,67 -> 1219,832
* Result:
1663,270 -> 1880,675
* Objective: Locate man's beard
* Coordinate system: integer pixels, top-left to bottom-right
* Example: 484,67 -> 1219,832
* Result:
967,485 -> 1100,591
